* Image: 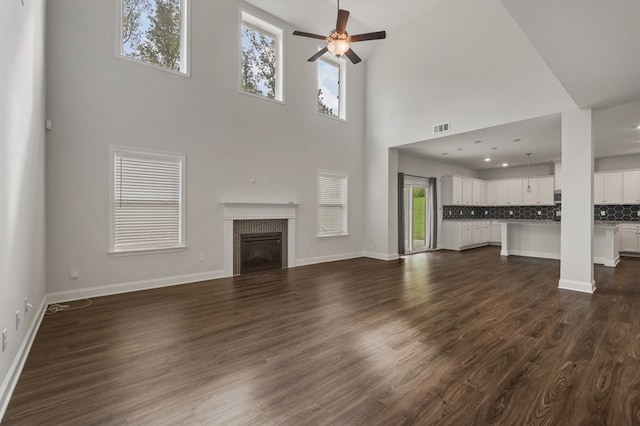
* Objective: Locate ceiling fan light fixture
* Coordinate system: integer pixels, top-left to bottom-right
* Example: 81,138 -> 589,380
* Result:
327,39 -> 350,57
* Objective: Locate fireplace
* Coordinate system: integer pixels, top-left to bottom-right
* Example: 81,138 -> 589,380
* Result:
240,232 -> 282,274
221,202 -> 298,278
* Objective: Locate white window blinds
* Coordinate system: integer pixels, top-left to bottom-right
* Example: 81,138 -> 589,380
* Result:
318,172 -> 348,236
112,149 -> 184,252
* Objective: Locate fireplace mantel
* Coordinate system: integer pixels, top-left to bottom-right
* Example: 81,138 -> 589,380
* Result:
221,202 -> 298,220
221,202 -> 298,277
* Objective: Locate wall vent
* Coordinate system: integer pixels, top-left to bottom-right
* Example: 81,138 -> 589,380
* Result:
433,122 -> 450,135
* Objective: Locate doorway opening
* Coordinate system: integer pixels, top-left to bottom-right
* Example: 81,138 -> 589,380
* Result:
398,174 -> 437,255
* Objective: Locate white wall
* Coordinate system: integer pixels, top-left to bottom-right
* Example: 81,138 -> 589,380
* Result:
398,154 -> 478,249
477,163 -> 554,180
365,0 -> 577,258
596,154 -> 640,172
45,0 -> 366,294
0,0 -> 47,413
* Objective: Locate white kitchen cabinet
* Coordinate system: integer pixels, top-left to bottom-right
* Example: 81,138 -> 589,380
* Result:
495,180 -> 509,205
472,179 -> 485,206
621,225 -> 640,252
472,222 -> 482,244
486,181 -> 497,206
508,179 -> 523,205
522,178 -> 539,205
594,172 -> 622,204
623,171 -> 640,204
538,176 -> 555,205
491,222 -> 502,243
462,178 -> 473,205
495,179 -> 524,205
481,221 -> 491,243
441,220 -> 491,250
523,177 -> 555,205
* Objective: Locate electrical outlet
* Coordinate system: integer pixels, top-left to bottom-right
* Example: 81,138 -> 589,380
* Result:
471,211 -> 475,216
537,211 -> 542,216
509,211 -> 514,215
16,310 -> 21,329
2,329 -> 7,352
198,253 -> 205,262
69,267 -> 79,280
601,211 -> 606,216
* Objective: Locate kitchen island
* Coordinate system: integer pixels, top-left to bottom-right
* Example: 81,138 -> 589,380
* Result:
499,220 -> 620,267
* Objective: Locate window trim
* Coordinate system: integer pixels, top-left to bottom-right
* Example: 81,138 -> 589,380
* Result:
317,170 -> 349,238
316,54 -> 347,121
109,145 -> 187,256
239,8 -> 285,103
116,0 -> 191,77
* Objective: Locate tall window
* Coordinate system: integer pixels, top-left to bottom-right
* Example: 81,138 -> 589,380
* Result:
110,147 -> 185,253
318,171 -> 348,237
119,0 -> 189,74
317,56 -> 345,119
240,11 -> 284,101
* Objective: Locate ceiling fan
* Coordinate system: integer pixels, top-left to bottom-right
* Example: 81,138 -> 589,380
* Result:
292,1 -> 386,64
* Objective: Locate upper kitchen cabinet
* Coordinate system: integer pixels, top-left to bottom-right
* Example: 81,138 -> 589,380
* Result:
594,172 -> 623,204
623,171 -> 640,204
523,176 -> 554,205
472,179 -> 486,206
442,176 -> 474,206
496,179 -> 523,206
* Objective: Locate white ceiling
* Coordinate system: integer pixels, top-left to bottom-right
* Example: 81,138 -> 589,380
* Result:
245,0 -> 640,170
396,101 -> 640,170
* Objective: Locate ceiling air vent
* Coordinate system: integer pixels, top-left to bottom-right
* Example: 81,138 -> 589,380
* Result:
433,122 -> 450,135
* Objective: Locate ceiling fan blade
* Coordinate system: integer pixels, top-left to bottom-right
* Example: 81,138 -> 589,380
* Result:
344,48 -> 362,64
350,31 -> 387,42
293,31 -> 328,40
308,47 -> 329,62
336,9 -> 350,34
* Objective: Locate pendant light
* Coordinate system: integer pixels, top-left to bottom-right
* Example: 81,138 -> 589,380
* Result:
525,153 -> 532,193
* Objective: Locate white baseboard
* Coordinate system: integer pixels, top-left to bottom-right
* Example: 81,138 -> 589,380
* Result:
1,297 -> 47,421
47,270 -> 225,304
594,255 -> 620,268
502,250 -> 560,260
363,251 -> 400,261
558,279 -> 596,294
296,252 -> 364,267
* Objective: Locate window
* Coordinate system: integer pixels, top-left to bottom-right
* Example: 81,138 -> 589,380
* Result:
119,0 -> 189,74
318,171 -> 348,237
110,147 -> 185,254
317,56 -> 345,119
240,11 -> 284,101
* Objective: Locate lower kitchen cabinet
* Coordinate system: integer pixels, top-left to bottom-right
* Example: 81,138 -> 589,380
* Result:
441,220 -> 497,250
621,224 -> 640,253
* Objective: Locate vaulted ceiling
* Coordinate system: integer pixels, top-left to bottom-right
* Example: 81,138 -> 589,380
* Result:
247,0 -> 640,168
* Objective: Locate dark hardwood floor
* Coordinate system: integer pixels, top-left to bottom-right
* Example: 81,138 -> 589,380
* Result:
4,247 -> 640,425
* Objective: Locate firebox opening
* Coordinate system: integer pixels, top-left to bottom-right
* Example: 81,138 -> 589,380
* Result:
240,232 -> 283,274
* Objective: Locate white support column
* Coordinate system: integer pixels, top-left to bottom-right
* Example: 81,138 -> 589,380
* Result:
559,109 -> 595,293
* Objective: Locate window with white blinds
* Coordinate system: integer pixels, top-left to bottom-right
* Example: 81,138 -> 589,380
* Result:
318,171 -> 348,237
111,148 -> 185,253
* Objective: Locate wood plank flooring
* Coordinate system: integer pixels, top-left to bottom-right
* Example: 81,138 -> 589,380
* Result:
4,247 -> 640,425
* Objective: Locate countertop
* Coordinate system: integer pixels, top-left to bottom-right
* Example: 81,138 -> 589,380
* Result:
496,219 -> 620,227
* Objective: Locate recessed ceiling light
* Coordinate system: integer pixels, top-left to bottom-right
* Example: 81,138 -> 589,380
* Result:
484,157 -> 491,162
442,152 -> 449,155
502,163 -> 509,167
473,140 -> 482,144
512,138 -> 521,142
490,147 -> 498,150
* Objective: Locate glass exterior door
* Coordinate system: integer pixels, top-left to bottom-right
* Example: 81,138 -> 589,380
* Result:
404,184 -> 428,253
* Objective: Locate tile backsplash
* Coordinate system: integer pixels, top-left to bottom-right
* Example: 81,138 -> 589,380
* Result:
443,206 -> 557,220
443,204 -> 640,221
593,205 -> 640,222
